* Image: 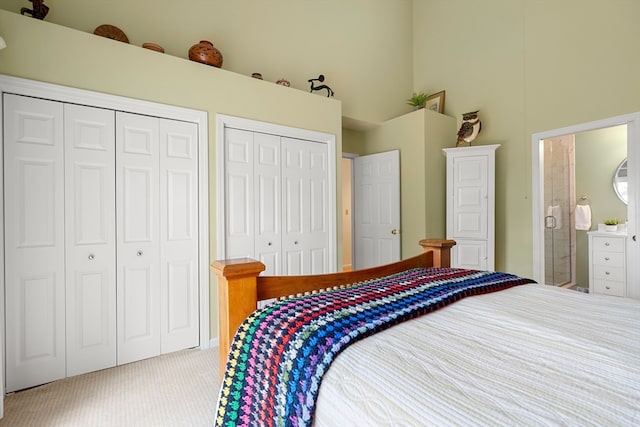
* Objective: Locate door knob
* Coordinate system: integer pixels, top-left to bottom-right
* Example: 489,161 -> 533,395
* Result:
88,254 -> 95,260
391,229 -> 398,235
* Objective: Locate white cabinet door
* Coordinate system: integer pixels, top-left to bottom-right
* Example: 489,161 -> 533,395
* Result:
4,94 -> 66,392
159,119 -> 200,353
445,145 -> 498,271
353,150 -> 401,269
281,137 -> 330,275
64,103 -> 117,377
116,112 -> 161,365
451,155 -> 488,240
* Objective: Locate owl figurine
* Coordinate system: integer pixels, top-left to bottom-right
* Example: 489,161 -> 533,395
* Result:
456,110 -> 482,146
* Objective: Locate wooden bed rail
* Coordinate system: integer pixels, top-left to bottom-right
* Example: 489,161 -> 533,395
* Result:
211,238 -> 455,376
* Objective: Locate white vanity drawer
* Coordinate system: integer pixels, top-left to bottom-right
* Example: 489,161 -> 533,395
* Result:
588,231 -> 627,298
591,251 -> 624,267
593,279 -> 625,297
591,236 -> 624,253
593,265 -> 625,282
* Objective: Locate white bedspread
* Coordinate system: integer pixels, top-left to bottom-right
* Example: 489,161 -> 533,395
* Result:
314,284 -> 640,426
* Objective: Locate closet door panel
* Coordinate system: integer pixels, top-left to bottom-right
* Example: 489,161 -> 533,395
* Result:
159,119 -> 199,353
4,94 -> 66,392
116,112 -> 161,364
224,128 -> 254,259
254,133 -> 281,275
64,104 -> 117,377
281,138 -> 329,275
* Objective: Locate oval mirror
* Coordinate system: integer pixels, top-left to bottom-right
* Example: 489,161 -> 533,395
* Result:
612,158 -> 628,205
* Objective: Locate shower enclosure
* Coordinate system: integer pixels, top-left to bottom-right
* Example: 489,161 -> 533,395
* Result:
543,137 -> 576,286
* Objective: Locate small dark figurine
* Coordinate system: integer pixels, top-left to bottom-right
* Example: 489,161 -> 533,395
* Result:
21,0 -> 49,20
308,75 -> 334,97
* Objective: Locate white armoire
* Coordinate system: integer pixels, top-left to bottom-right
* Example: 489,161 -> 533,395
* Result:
1,77 -> 209,393
217,115 -> 337,277
443,144 -> 499,271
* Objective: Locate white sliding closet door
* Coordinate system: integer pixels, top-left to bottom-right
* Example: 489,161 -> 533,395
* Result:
4,94 -> 66,392
159,119 -> 199,353
116,112 -> 161,364
64,103 -> 117,377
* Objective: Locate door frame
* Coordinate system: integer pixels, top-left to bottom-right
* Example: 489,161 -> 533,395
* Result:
0,75 -> 211,397
532,112 -> 640,297
215,114 -> 337,271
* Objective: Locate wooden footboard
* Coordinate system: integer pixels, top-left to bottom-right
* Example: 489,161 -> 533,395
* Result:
211,238 -> 455,376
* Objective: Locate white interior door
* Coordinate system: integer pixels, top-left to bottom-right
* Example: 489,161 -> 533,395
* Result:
282,137 -> 330,275
353,150 -> 401,269
159,119 -> 199,353
116,112 -> 161,365
64,103 -> 117,377
4,94 -> 66,392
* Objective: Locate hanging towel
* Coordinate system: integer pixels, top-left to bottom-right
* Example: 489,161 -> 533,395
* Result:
547,205 -> 562,229
575,204 -> 592,230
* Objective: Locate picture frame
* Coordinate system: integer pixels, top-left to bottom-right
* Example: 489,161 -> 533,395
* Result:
424,90 -> 445,113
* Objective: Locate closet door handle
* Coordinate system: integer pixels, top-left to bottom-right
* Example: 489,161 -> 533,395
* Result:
137,250 -> 143,257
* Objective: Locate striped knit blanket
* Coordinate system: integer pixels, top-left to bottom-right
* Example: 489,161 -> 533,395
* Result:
215,267 -> 534,427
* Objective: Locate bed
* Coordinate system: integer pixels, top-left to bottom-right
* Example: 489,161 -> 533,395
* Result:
211,239 -> 640,426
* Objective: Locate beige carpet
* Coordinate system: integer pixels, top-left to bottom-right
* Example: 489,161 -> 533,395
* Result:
0,347 -> 220,427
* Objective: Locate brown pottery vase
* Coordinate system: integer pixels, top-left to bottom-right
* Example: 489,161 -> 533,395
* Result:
188,40 -> 223,68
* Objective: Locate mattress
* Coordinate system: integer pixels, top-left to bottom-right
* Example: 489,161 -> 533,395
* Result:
313,284 -> 640,426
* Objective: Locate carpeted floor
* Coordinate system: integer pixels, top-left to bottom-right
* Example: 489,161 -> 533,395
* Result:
0,347 -> 220,427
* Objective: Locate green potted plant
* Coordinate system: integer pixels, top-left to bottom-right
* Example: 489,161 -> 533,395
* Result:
406,91 -> 428,109
604,218 -> 619,232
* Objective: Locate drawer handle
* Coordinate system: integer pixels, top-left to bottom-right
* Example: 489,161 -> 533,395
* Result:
605,271 -> 610,275
605,257 -> 610,261
605,242 -> 610,246
606,286 -> 611,290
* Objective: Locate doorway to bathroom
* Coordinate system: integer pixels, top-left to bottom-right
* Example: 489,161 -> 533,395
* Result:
532,112 -> 639,297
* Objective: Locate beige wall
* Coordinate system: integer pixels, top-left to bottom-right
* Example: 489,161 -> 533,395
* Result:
0,0 -> 415,124
414,0 -> 640,277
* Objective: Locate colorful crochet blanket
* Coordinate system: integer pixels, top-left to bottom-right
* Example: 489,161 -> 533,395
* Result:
215,267 -> 534,427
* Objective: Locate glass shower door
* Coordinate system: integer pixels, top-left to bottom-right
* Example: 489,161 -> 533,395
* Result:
543,138 -> 574,286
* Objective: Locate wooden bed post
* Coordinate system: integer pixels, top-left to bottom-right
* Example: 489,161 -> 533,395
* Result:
211,258 -> 265,376
419,239 -> 456,268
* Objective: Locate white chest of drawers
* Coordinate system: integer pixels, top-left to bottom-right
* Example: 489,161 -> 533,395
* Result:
588,231 -> 627,297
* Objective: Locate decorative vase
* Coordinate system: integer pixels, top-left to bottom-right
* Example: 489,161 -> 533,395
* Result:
188,40 -> 223,68
605,225 -> 617,232
142,42 -> 164,53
